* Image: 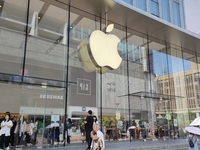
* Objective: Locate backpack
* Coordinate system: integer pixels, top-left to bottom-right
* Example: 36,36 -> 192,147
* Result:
189,136 -> 194,148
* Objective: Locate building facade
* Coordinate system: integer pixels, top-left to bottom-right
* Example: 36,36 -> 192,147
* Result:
122,0 -> 185,28
0,0 -> 200,146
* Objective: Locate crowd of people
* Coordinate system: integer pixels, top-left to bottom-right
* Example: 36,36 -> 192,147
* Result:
0,112 -> 40,149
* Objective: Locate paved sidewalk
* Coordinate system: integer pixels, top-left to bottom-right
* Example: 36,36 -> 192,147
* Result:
17,138 -> 190,150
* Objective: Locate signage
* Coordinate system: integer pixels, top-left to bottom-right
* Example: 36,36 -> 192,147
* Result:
39,94 -> 63,100
51,115 -> 60,127
166,112 -> 171,120
77,78 -> 91,95
78,24 -> 122,73
116,110 -> 120,120
174,119 -> 178,127
82,107 -> 86,111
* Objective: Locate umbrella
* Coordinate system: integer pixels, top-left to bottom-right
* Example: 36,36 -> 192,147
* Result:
128,126 -> 136,129
190,117 -> 200,126
46,124 -> 52,128
185,126 -> 200,135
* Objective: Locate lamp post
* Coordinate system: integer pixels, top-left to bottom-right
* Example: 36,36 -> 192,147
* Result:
115,102 -> 120,120
41,83 -> 47,147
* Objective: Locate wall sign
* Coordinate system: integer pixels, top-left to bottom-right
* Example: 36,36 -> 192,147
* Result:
77,78 -> 91,95
39,94 -> 63,100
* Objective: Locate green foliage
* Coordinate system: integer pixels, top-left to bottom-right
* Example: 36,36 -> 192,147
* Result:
37,121 -> 43,130
78,117 -> 85,129
101,116 -> 123,127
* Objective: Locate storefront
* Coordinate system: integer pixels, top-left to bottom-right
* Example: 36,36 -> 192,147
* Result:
0,0 -> 200,146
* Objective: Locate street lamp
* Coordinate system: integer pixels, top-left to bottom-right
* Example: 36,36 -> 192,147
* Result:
115,102 -> 120,120
41,83 -> 47,147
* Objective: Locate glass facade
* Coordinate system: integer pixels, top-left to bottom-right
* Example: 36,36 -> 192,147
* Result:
123,0 -> 184,28
173,0 -> 181,26
162,0 -> 170,22
0,0 -> 199,148
136,0 -> 147,11
150,0 -> 159,16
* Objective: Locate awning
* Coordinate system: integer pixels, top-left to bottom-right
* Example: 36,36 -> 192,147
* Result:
119,91 -> 184,100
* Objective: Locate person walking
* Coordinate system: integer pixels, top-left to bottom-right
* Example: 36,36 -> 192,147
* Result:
93,116 -> 98,124
66,118 -> 72,144
10,116 -> 17,146
84,110 -> 94,150
90,130 -> 104,150
186,132 -> 199,150
92,124 -> 105,149
0,112 -> 13,150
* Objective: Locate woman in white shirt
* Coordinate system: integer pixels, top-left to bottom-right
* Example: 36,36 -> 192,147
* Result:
0,112 -> 13,150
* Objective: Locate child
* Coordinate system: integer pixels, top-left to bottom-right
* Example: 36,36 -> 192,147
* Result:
90,130 -> 104,150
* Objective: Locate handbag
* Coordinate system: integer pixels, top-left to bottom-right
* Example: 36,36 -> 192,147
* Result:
59,133 -> 63,141
68,129 -> 72,136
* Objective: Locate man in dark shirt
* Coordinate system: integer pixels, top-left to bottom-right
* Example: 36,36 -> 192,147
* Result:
84,110 -> 94,150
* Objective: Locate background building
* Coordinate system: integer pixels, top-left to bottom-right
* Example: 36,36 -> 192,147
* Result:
0,0 -> 200,146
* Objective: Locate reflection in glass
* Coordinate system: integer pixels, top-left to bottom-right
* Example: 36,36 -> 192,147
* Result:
123,0 -> 133,5
173,1 -> 181,27
150,0 -> 159,16
162,0 -> 170,22
136,0 -> 146,11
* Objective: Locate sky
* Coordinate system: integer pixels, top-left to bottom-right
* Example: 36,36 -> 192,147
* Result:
184,0 -> 200,34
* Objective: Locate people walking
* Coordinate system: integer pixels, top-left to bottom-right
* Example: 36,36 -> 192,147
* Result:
93,116 -> 98,124
66,118 -> 72,144
92,124 -> 105,149
186,132 -> 199,150
90,130 -> 104,150
84,110 -> 94,150
0,112 -> 13,150
10,116 -> 17,146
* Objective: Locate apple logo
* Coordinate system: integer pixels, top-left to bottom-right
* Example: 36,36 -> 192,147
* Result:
79,24 -> 122,73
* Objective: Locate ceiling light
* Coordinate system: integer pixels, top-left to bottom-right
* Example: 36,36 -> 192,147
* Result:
0,5 -> 2,8
38,16 -> 41,20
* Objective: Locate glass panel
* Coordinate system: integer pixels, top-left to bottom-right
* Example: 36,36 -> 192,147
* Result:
67,4 -> 99,144
123,0 -> 133,5
136,0 -> 146,11
173,1 -> 181,27
165,45 -> 189,138
151,0 -> 159,16
0,0 -> 27,81
25,0 -> 68,85
162,0 -> 170,22
26,0 -> 67,146
182,49 -> 198,123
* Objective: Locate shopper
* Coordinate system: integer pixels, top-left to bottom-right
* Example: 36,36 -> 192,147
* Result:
84,110 -> 94,150
0,112 -> 13,150
92,124 -> 105,149
90,130 -> 104,150
186,132 -> 199,150
93,116 -> 98,124
10,116 -> 17,146
66,118 -> 72,144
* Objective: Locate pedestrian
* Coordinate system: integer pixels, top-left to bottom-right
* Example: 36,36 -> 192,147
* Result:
33,120 -> 39,144
10,116 -> 17,146
66,118 -> 72,144
84,110 -> 94,150
0,112 -> 13,150
93,116 -> 98,124
186,132 -> 199,150
92,124 -> 105,149
90,130 -> 104,150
